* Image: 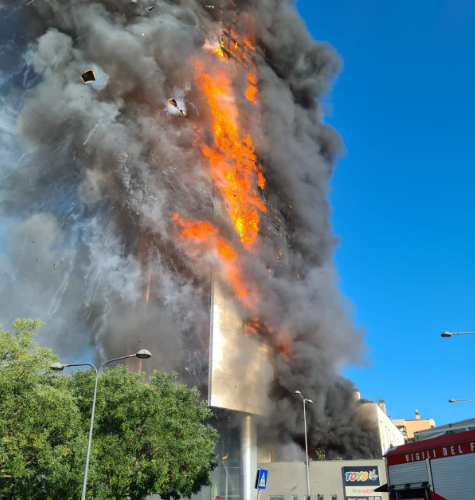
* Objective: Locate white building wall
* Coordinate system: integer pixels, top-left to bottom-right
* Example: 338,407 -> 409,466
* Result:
375,405 -> 405,454
357,403 -> 405,456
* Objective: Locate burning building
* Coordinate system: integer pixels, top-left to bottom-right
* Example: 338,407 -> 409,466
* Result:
0,1 -> 381,499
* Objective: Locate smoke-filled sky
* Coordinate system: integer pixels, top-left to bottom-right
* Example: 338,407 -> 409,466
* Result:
298,0 -> 475,427
0,0 -> 383,457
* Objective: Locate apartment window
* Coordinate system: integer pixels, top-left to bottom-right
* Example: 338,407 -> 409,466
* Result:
330,496 -> 337,500
269,496 -> 284,500
317,495 -> 324,500
292,496 -> 298,500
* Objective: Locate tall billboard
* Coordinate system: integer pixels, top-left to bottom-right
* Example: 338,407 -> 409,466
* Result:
208,276 -> 274,416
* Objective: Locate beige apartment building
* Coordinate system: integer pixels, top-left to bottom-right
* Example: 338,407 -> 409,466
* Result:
391,410 -> 435,441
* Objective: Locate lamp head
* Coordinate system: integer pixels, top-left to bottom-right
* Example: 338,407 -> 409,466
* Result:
441,331 -> 452,338
294,390 -> 301,395
307,399 -> 314,404
448,399 -> 456,403
136,349 -> 152,359
50,362 -> 64,372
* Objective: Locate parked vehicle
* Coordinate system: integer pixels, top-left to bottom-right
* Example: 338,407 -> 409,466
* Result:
378,429 -> 475,500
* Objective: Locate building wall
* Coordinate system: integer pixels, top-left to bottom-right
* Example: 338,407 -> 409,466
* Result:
404,419 -> 435,439
375,405 -> 405,454
259,460 -> 389,500
391,418 -> 436,440
357,403 -> 405,456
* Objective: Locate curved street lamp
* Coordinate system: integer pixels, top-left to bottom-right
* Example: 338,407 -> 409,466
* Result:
295,390 -> 313,500
448,398 -> 475,405
50,349 -> 152,500
441,331 -> 475,338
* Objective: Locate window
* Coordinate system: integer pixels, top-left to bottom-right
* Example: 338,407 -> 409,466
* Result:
269,496 -> 284,500
331,496 -> 337,500
292,496 -> 298,500
317,495 -> 324,500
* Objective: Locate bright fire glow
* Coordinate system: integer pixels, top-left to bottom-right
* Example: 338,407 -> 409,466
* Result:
245,82 -> 258,102
277,330 -> 292,357
214,48 -> 228,61
244,318 -> 274,336
193,59 -> 266,250
145,270 -> 151,301
173,214 -> 257,309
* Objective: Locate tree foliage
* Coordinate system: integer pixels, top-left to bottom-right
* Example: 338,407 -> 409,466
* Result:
0,320 -> 218,500
0,319 -> 85,499
315,448 -> 326,461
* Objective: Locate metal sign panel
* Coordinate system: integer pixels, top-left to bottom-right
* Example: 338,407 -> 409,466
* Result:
208,276 -> 274,416
255,468 -> 268,490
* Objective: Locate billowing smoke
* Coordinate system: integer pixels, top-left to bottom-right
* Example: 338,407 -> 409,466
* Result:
0,0 -> 379,458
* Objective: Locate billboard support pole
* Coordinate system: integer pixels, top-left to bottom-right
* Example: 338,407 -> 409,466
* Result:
241,414 -> 257,500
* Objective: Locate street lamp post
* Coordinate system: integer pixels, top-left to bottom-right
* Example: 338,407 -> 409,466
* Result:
50,349 -> 152,500
448,398 -> 475,405
441,331 -> 475,338
295,390 -> 313,500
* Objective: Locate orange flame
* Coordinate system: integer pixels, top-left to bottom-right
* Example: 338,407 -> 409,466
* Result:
145,270 -> 151,301
244,38 -> 256,51
247,67 -> 258,102
193,59 -> 266,250
277,330 -> 293,357
244,318 -> 274,336
173,214 -> 257,309
245,82 -> 258,102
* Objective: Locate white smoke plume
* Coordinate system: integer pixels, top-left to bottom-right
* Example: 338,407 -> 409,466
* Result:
0,0 -> 379,457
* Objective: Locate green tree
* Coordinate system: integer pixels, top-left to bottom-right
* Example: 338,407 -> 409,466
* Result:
0,319 -> 218,500
0,319 -> 85,499
68,367 -> 218,500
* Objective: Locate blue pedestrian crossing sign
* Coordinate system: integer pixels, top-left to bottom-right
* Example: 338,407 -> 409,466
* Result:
255,468 -> 268,490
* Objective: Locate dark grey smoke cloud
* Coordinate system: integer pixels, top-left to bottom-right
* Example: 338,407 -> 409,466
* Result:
0,0 -> 379,457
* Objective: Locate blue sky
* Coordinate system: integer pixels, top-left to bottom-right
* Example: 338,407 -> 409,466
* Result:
297,0 -> 475,425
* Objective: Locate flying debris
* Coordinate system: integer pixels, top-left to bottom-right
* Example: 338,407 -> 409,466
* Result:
168,98 -> 187,117
81,70 -> 96,83
146,5 -> 154,11
205,5 -> 215,8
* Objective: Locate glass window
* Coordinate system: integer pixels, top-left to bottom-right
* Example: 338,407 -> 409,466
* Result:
292,496 -> 298,500
331,496 -> 337,500
317,495 -> 324,500
269,496 -> 284,500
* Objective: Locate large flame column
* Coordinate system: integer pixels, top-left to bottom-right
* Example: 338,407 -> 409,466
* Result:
240,414 -> 257,500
